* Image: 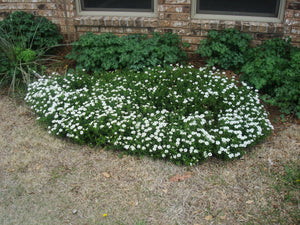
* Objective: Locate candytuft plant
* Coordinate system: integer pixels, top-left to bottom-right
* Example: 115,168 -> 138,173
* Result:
25,65 -> 273,166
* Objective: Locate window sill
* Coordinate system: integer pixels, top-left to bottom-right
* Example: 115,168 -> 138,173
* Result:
74,16 -> 158,28
77,10 -> 157,18
192,14 -> 283,23
190,19 -> 284,34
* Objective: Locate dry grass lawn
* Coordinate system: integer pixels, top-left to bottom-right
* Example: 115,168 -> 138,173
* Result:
0,95 -> 299,225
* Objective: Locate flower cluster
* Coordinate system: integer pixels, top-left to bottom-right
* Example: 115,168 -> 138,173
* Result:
25,65 -> 273,165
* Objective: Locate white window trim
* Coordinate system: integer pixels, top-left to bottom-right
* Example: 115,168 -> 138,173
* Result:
75,0 -> 158,17
192,0 -> 286,23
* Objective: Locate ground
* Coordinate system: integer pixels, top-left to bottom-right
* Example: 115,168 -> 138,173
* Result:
0,89 -> 299,224
0,49 -> 299,224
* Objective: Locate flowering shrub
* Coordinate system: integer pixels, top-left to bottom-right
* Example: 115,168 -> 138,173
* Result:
25,65 -> 273,165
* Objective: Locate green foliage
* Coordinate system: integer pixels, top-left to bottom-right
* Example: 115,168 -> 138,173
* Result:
66,32 -> 189,72
240,38 -> 300,118
0,11 -> 62,93
195,28 -> 252,70
25,65 -> 273,166
240,38 -> 291,91
15,47 -> 37,63
0,11 -> 62,50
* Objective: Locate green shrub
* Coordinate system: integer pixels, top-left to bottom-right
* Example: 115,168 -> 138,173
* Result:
0,11 -> 62,93
0,11 -> 62,50
25,65 -> 273,166
195,28 -> 252,70
240,38 -> 300,118
66,32 -> 189,72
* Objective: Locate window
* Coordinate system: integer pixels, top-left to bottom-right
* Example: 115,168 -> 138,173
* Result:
193,0 -> 286,22
76,0 -> 157,16
82,0 -> 153,12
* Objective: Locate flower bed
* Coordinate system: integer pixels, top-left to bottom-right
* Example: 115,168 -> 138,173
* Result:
25,65 -> 273,165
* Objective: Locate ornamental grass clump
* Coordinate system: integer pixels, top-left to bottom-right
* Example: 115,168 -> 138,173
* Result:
25,65 -> 273,165
0,11 -> 62,93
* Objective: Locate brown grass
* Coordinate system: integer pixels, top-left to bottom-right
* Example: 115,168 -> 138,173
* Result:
0,95 -> 299,225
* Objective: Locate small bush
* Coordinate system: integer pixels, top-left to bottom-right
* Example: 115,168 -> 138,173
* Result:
0,11 -> 62,50
25,65 -> 273,166
195,28 -> 252,70
66,32 -> 189,72
0,11 -> 62,93
240,38 -> 300,118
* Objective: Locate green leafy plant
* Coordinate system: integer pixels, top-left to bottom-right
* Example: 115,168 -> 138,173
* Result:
0,36 -> 40,91
25,65 -> 273,166
0,11 -> 62,50
195,28 -> 252,70
66,32 -> 189,72
0,11 -> 63,93
240,38 -> 300,118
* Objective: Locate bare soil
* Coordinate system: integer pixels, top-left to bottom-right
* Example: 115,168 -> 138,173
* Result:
0,93 -> 299,225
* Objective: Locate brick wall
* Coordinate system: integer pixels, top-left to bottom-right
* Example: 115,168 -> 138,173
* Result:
0,0 -> 299,54
0,0 -> 76,41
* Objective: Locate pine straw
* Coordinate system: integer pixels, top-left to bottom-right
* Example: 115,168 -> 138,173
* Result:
0,95 -> 299,225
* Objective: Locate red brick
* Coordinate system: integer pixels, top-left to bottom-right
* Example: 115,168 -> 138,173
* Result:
158,5 -> 190,13
182,36 -> 203,44
155,27 -> 190,35
164,13 -> 190,20
291,27 -> 300,34
218,21 -> 226,30
225,21 -> 235,29
102,17 -> 113,26
123,27 -> 150,34
75,26 -> 91,32
99,27 -> 124,33
190,29 -> 200,36
290,34 -> 300,42
292,19 -> 300,26
256,33 -> 284,40
51,17 -> 66,26
165,0 -> 191,4
285,9 -> 295,18
249,22 -> 260,32
159,20 -> 189,28
258,23 -> 268,33
187,44 -> 199,52
60,25 -> 76,33
267,23 -> 276,33
209,21 -> 219,30
190,20 -> 202,29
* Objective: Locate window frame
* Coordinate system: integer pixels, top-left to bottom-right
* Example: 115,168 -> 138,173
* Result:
192,0 -> 286,23
75,0 -> 158,17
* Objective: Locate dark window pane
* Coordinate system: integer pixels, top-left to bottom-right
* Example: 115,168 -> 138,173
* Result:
82,0 -> 153,11
197,0 -> 280,17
